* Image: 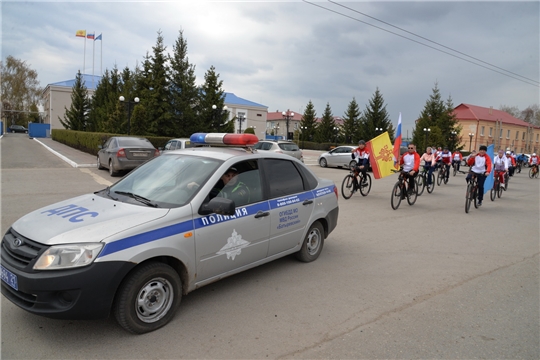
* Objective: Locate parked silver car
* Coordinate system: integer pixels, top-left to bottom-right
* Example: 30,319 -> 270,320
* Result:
318,146 -> 356,169
97,136 -> 159,176
2,133 -> 339,334
160,138 -> 194,153
253,140 -> 303,162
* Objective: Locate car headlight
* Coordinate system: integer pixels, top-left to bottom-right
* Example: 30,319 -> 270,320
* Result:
33,243 -> 104,270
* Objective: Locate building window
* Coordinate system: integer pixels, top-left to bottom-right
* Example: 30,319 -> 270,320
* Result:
499,129 -> 503,139
489,128 -> 493,137
506,130 -> 510,139
480,126 -> 485,136
522,132 -> 526,140
537,134 -> 539,142
516,131 -> 519,140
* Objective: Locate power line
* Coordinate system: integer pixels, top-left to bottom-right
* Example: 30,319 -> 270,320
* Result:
302,0 -> 539,88
328,0 -> 539,86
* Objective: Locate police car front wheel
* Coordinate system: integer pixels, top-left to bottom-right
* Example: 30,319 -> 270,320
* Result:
295,222 -> 325,263
113,262 -> 182,334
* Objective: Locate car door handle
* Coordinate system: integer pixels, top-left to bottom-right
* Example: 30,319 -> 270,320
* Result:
254,211 -> 270,218
303,200 -> 313,205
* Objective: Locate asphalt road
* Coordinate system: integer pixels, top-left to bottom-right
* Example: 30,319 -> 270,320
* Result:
1,133 -> 539,359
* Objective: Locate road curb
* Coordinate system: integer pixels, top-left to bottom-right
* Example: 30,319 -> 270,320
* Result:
33,138 -> 96,168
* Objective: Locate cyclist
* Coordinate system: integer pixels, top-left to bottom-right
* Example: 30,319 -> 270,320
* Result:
352,140 -> 370,184
466,145 -> 492,206
433,146 -> 443,169
530,153 -> 539,174
493,149 -> 508,188
420,147 -> 436,186
399,143 -> 420,195
506,151 -> 516,176
452,149 -> 463,172
517,153 -> 527,168
440,147 -> 452,181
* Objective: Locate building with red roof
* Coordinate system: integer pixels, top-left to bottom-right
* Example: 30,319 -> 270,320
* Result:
453,103 -> 539,153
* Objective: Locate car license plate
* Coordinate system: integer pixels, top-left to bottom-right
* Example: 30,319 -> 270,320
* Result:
132,152 -> 147,157
1,264 -> 18,291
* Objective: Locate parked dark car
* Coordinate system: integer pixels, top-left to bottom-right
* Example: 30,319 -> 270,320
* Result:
97,137 -> 159,176
8,125 -> 28,133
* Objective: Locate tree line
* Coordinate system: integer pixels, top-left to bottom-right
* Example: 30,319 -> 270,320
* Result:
2,29 -> 539,146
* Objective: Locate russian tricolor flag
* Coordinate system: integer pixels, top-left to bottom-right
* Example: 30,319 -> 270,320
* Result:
392,113 -> 402,168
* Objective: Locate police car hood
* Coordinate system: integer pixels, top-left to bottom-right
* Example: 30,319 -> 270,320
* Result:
11,194 -> 169,245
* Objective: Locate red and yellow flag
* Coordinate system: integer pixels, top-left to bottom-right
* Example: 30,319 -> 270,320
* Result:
366,132 -> 395,179
75,30 -> 86,37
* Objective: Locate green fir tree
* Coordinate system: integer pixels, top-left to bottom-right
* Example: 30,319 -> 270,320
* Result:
59,71 -> 90,131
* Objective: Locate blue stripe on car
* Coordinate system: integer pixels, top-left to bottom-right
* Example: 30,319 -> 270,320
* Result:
98,187 -> 333,257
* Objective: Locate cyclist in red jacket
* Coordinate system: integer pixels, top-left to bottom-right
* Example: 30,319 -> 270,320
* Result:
399,143 -> 421,194
466,145 -> 492,206
440,147 -> 452,182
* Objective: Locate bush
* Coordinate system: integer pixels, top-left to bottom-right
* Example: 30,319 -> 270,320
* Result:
51,129 -> 174,156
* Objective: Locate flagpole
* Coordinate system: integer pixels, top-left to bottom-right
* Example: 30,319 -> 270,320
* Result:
92,31 -> 95,88
83,35 -> 86,74
100,34 -> 103,75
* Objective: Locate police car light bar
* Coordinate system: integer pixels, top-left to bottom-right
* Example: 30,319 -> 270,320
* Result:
190,133 -> 259,146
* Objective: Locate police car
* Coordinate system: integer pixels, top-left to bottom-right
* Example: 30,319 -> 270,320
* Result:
1,133 -> 339,334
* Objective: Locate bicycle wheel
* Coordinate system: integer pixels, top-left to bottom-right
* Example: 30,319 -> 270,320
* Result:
529,168 -> 534,178
406,180 -> 418,205
498,182 -> 503,198
341,174 -> 356,199
536,170 -> 539,179
427,174 -> 435,193
443,169 -> 449,184
517,164 -> 521,173
416,174 -> 425,196
453,165 -> 457,176
465,183 -> 473,213
437,170 -> 443,186
359,173 -> 372,196
391,182 -> 402,210
504,175 -> 509,191
473,187 -> 478,208
490,184 -> 496,201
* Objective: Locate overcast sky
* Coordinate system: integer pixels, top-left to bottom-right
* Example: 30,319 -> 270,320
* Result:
3,0 -> 539,136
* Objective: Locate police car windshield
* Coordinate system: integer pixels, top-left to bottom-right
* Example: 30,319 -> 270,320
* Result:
107,154 -> 222,208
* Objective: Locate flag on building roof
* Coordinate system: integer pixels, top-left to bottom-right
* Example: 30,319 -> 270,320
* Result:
95,33 -> 102,41
392,113 -> 402,168
87,33 -> 95,40
367,132 -> 395,179
76,30 -> 86,37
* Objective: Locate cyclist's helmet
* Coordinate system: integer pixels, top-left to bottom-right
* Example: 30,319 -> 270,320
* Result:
358,140 -> 366,145
533,153 -> 537,156
506,151 -> 511,155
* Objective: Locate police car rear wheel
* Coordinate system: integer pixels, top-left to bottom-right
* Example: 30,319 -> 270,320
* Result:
295,222 -> 324,262
109,160 -> 117,176
113,262 -> 182,334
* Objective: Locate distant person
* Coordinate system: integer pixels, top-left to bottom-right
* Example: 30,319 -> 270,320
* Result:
399,143 -> 420,194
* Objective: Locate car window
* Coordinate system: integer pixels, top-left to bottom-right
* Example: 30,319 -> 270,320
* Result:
118,138 -> 152,147
262,142 -> 273,150
164,141 -> 174,150
278,143 -> 299,151
110,154 -> 222,208
263,159 -> 305,198
207,160 -> 262,207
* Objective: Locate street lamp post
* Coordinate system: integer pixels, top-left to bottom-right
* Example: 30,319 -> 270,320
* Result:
212,105 -> 229,130
119,96 -> 139,135
423,127 -> 431,149
300,126 -> 307,149
237,113 -> 246,134
273,125 -> 280,138
333,126 -> 339,147
282,110 -> 294,140
469,133 -> 474,152
450,130 -> 457,150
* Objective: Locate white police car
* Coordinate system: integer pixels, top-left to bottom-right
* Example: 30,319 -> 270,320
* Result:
1,133 -> 339,334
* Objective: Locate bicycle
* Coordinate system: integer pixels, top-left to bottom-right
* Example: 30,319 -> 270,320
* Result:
341,168 -> 372,199
452,161 -> 458,176
529,165 -> 539,179
416,166 -> 435,196
462,171 -> 480,213
490,171 -> 504,201
504,171 -> 509,191
516,161 -> 522,174
437,163 -> 450,185
390,169 -> 418,210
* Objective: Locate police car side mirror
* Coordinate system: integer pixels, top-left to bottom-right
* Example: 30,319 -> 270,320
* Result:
199,197 -> 236,216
